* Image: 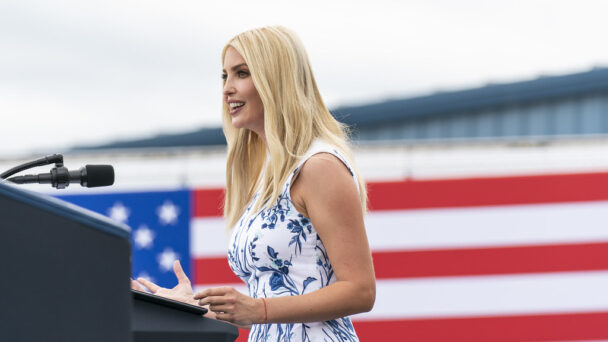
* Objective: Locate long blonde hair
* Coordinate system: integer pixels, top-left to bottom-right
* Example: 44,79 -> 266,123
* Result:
222,26 -> 367,229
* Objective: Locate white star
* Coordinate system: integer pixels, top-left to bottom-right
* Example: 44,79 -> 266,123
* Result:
157,247 -> 179,272
133,225 -> 155,249
157,200 -> 180,225
108,202 -> 130,224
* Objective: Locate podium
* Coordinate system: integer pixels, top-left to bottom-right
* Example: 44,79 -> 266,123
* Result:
133,294 -> 238,342
0,181 -> 238,342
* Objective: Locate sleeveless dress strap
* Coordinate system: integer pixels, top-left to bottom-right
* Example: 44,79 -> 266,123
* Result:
287,139 -> 360,194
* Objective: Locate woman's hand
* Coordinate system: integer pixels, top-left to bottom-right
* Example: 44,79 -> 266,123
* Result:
194,286 -> 263,328
131,278 -> 146,292
133,260 -> 198,306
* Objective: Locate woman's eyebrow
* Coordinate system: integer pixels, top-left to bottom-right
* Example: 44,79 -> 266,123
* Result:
222,63 -> 248,73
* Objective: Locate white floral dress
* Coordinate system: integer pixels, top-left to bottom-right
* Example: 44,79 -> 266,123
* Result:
227,140 -> 361,342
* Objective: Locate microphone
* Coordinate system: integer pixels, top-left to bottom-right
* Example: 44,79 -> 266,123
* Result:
8,165 -> 115,189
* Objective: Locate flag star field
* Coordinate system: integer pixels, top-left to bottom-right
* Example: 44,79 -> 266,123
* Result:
58,190 -> 191,288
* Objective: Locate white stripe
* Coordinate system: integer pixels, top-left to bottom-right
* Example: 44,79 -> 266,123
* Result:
190,217 -> 231,257
191,201 -> 608,257
191,272 -> 608,321
367,200 -> 608,250
353,271 -> 608,321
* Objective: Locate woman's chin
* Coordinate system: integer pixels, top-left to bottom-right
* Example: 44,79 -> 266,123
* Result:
229,113 -> 264,136
231,116 -> 245,129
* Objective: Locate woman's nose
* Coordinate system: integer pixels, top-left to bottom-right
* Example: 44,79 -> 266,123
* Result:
223,79 -> 235,96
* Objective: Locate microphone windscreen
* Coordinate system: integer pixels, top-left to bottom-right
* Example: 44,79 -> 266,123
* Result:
85,165 -> 115,187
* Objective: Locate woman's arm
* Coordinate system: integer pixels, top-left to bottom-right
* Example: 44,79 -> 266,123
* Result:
195,153 -> 376,325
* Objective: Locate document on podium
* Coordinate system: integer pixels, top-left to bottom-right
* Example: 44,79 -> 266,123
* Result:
132,290 -> 208,315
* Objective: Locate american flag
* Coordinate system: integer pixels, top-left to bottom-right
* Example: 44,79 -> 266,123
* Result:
57,190 -> 191,288
59,171 -> 608,341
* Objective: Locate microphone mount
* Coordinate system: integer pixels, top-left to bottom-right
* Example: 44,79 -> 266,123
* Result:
1,154 -> 114,189
0,154 -> 64,180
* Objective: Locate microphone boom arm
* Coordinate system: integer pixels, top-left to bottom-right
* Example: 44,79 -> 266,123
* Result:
0,154 -> 64,179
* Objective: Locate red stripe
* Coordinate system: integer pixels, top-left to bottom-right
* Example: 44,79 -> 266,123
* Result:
193,188 -> 224,217
192,242 -> 608,284
193,171 -> 608,217
234,328 -> 249,342
367,171 -> 608,211
373,242 -> 608,278
223,313 -> 608,342
193,256 -> 243,285
353,312 -> 608,341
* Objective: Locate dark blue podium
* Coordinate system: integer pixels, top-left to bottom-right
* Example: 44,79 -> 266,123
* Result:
0,181 -> 238,342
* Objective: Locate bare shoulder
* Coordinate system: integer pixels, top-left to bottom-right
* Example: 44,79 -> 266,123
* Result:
297,153 -> 358,201
298,153 -> 353,185
290,152 -> 358,217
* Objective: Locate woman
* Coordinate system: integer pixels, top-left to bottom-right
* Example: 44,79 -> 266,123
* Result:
134,26 -> 375,341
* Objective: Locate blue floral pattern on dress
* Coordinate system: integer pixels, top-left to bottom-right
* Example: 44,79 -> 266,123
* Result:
228,140 -> 361,342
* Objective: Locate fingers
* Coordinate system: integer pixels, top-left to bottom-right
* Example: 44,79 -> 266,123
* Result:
173,260 -> 190,284
131,278 -> 145,291
194,286 -> 233,299
214,312 -> 234,322
195,287 -> 236,308
208,304 -> 235,313
197,295 -> 230,306
203,310 -> 217,319
137,277 -> 161,293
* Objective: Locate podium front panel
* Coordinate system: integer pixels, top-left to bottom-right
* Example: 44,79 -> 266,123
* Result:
0,183 -> 131,342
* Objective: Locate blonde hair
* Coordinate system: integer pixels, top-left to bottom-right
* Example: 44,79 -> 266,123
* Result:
222,26 -> 367,229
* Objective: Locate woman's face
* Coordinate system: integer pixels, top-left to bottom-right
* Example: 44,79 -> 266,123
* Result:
222,46 -> 265,138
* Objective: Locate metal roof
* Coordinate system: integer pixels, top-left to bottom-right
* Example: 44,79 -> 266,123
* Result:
76,127 -> 227,150
333,67 -> 608,127
74,67 -> 608,150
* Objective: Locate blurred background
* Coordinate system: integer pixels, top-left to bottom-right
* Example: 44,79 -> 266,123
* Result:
2,0 -> 608,340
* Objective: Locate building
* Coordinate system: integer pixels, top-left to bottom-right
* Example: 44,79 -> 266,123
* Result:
70,66 -> 608,151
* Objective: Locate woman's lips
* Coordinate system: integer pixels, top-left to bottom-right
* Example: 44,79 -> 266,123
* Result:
229,103 -> 244,115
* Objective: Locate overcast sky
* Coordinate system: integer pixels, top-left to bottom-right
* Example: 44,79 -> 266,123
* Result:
1,0 -> 607,157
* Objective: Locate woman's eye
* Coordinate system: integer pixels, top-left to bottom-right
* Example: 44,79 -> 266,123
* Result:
238,70 -> 249,77
221,73 -> 227,80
